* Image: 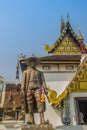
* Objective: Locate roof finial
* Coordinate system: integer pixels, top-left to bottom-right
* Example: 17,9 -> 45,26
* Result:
66,13 -> 69,22
61,16 -> 65,24
78,26 -> 84,41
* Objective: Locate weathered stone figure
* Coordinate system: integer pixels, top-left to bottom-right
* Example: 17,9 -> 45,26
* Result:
20,55 -> 48,124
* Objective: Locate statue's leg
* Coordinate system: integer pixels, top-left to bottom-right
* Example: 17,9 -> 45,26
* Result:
34,89 -> 49,124
40,112 -> 45,124
40,112 -> 49,124
27,112 -> 35,124
27,90 -> 35,124
18,92 -> 25,120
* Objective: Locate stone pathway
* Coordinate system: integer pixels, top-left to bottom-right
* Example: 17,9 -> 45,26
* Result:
0,124 -> 87,130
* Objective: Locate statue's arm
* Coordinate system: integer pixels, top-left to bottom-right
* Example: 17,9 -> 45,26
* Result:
20,70 -> 27,112
41,72 -> 48,94
21,70 -> 26,92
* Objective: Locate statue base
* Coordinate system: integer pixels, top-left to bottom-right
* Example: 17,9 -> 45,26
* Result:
21,124 -> 54,130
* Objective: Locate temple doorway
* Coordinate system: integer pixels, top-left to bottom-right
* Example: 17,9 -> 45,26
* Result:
75,97 -> 87,125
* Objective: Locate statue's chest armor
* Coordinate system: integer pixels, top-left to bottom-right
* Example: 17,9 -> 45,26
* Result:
30,70 -> 39,81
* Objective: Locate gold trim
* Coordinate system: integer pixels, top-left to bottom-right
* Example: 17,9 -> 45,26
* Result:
44,44 -> 55,52
47,87 -> 68,106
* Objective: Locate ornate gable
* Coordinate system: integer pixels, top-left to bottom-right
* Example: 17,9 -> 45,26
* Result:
47,55 -> 87,107
44,18 -> 87,55
68,56 -> 87,92
55,35 -> 81,54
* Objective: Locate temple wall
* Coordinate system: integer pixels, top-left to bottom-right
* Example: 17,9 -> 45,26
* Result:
69,93 -> 87,125
44,73 -> 74,82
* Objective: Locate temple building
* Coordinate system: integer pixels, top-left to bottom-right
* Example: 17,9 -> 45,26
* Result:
0,61 -> 21,121
0,16 -> 87,126
20,17 -> 87,126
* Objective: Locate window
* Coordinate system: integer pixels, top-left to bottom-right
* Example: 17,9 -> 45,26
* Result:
42,65 -> 51,70
66,66 -> 74,70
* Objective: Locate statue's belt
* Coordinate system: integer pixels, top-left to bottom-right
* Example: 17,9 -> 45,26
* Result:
27,86 -> 41,90
28,80 -> 39,83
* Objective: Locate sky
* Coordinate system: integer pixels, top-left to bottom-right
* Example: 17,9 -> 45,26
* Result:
0,0 -> 87,82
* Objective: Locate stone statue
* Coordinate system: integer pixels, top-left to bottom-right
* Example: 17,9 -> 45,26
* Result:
19,55 -> 48,124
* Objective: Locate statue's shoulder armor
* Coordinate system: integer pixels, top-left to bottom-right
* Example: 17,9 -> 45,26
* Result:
26,69 -> 31,73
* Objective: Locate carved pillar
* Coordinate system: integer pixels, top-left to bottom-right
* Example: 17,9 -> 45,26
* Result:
62,94 -> 71,125
64,95 -> 70,117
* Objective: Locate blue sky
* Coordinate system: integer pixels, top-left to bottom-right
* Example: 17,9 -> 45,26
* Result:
0,0 -> 87,82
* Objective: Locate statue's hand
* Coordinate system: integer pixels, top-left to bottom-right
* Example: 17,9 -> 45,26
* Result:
44,87 -> 48,95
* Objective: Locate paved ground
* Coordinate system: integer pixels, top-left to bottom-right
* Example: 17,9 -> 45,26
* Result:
55,125 -> 87,130
0,124 -> 87,130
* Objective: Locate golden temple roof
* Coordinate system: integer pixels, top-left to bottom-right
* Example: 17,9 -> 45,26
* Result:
44,18 -> 87,54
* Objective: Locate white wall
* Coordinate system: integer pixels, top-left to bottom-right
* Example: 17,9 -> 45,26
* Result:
44,73 -> 74,82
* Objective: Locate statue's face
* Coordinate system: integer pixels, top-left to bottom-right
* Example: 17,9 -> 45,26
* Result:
30,60 -> 36,68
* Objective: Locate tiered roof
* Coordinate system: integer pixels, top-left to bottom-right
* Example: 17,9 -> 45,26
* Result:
44,18 -> 87,54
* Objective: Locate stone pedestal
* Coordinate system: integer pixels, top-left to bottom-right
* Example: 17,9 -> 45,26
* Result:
21,124 -> 54,130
